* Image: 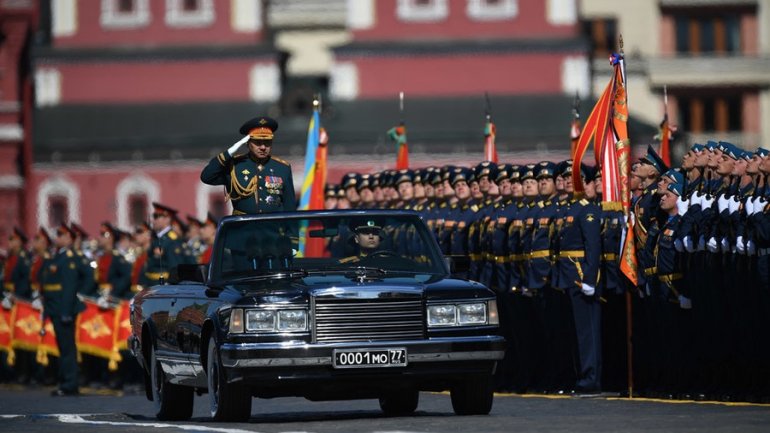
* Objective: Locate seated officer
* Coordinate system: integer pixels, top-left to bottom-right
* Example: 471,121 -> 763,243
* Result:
200,116 -> 296,215
340,218 -> 387,263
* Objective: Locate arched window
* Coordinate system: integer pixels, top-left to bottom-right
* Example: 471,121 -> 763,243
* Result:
37,176 -> 80,231
197,183 -> 231,220
116,174 -> 160,230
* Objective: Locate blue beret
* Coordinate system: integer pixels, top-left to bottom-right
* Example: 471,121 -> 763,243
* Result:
662,168 -> 684,186
239,116 -> 278,139
691,143 -> 705,153
667,182 -> 683,197
705,140 -> 718,151
756,147 -> 770,158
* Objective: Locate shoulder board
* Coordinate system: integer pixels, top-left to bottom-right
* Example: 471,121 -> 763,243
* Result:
271,156 -> 290,166
66,250 -> 74,258
339,256 -> 359,264
471,204 -> 479,212
233,153 -> 249,162
168,231 -> 178,241
579,198 -> 589,206
537,201 -> 545,208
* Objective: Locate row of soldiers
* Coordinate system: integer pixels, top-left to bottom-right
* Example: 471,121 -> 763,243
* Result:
0,203 -> 219,395
326,141 -> 770,402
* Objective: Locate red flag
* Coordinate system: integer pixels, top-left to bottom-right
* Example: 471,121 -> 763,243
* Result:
36,317 -> 59,366
388,125 -> 409,170
484,118 -> 498,163
76,298 -> 122,371
114,300 -> 132,351
11,300 -> 42,353
0,305 -> 15,365
304,128 -> 329,257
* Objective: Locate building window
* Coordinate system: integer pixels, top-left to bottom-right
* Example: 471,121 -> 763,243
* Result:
396,0 -> 448,23
101,0 -> 150,29
128,194 -> 149,227
674,14 -> 741,54
582,18 -> 617,58
467,0 -> 517,22
48,196 -> 69,228
677,94 -> 742,133
166,0 -> 215,28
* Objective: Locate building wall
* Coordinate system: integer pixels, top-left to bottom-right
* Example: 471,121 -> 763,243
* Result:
52,0 -> 263,47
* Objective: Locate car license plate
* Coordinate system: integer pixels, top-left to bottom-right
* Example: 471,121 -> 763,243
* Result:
333,348 -> 407,369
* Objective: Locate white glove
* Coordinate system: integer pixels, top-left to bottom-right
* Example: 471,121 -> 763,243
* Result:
521,288 -> 534,298
720,237 -> 730,252
707,237 -> 719,253
717,195 -> 729,212
31,297 -> 43,311
701,195 -> 715,209
746,198 -> 755,215
753,198 -> 768,215
728,196 -> 740,214
1,294 -> 12,310
674,238 -> 684,252
747,239 -> 757,256
581,283 -> 595,296
689,191 -> 702,208
676,196 -> 689,216
97,296 -> 110,310
697,235 -> 706,251
227,135 -> 250,156
678,295 -> 692,310
683,236 -> 695,253
736,235 -> 746,254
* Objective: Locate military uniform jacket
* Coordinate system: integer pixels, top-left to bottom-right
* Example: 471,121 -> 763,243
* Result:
526,197 -> 558,290
654,214 -> 685,299
3,251 -> 31,299
96,250 -> 132,300
201,151 -> 296,215
600,202 -> 624,294
40,248 -> 86,318
552,198 -> 601,292
140,228 -> 185,287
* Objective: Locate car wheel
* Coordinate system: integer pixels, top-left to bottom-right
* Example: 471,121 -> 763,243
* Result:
379,389 -> 419,416
207,336 -> 251,422
451,375 -> 494,415
150,347 -> 194,421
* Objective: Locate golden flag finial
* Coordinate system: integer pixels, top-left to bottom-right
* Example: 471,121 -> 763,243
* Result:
619,34 -> 624,54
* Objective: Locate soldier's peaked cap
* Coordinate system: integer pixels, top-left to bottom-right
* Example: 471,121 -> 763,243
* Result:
239,116 -> 278,140
152,202 -> 178,216
640,145 -> 668,173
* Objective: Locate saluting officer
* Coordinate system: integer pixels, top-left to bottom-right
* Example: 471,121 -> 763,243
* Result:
41,224 -> 86,396
201,116 -> 296,215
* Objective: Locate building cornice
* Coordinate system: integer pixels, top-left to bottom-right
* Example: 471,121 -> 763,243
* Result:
333,37 -> 589,58
33,44 -> 278,64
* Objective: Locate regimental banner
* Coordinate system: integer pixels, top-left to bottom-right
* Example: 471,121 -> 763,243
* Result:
76,299 -> 122,371
11,300 -> 42,352
114,300 -> 132,352
0,305 -> 15,365
36,318 -> 59,366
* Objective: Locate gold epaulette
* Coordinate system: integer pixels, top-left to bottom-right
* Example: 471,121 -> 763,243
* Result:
66,249 -> 74,258
579,198 -> 589,206
168,231 -> 178,241
232,152 -> 249,161
537,201 -> 545,208
338,256 -> 359,264
471,204 -> 479,212
216,152 -> 228,166
271,156 -> 290,166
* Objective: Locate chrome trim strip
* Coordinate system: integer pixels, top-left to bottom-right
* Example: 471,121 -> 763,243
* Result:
223,350 -> 504,368
220,335 -> 503,352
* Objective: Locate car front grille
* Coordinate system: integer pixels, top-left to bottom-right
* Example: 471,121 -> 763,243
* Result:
313,298 -> 425,343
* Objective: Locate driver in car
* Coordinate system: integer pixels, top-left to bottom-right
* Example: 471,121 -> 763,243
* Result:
340,218 -> 386,263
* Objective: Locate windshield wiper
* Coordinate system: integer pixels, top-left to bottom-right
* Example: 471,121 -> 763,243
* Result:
224,269 -> 308,284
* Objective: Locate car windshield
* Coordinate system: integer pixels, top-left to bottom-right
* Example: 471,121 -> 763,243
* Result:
212,212 -> 447,281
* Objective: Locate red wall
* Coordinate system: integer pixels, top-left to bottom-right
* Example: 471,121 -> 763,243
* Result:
55,1 -> 262,48
339,52 -> 575,98
40,59 -> 275,103
353,0 -> 577,41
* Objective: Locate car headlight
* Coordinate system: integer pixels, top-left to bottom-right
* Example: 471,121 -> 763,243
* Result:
427,305 -> 457,326
278,310 -> 307,331
245,310 -> 276,332
427,301 -> 494,328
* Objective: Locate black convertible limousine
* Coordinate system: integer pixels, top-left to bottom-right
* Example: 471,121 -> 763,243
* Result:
128,210 -> 505,422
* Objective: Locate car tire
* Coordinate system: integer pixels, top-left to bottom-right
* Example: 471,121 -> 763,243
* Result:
150,347 -> 194,421
450,375 -> 494,415
207,336 -> 251,422
379,389 -> 419,416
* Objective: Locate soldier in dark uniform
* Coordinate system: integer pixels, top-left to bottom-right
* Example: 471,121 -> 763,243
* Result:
96,223 -> 132,303
41,224 -> 86,396
2,228 -> 32,383
446,167 -> 479,279
553,166 -> 602,395
139,203 -> 187,287
201,116 -> 296,215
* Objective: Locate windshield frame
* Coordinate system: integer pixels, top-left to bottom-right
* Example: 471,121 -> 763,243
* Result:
208,209 -> 449,283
